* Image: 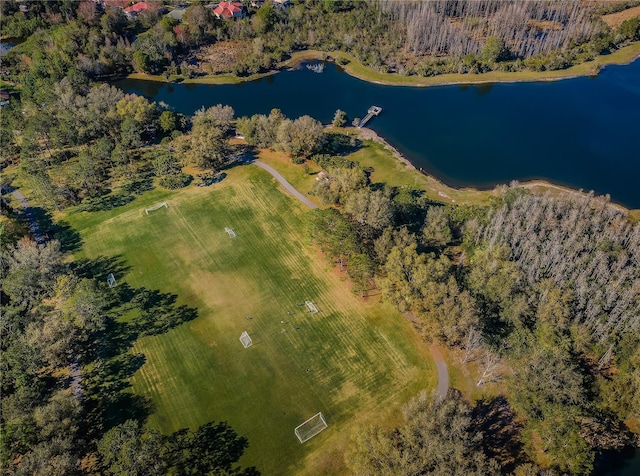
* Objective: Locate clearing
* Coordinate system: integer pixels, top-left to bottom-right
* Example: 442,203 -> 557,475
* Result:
64,164 -> 434,475
602,5 -> 640,30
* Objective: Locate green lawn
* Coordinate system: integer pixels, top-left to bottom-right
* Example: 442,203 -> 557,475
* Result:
63,164 -> 434,475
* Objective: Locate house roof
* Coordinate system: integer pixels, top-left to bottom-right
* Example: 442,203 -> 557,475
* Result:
124,2 -> 149,14
165,6 -> 186,20
0,91 -> 10,100
101,0 -> 131,8
213,1 -> 243,19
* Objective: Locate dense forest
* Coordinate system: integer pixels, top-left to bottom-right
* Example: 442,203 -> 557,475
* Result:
2,1 -> 640,475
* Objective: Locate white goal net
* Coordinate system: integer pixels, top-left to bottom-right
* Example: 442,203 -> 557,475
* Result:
305,301 -> 318,314
225,227 -> 236,238
145,202 -> 168,215
294,412 -> 328,443
239,331 -> 253,348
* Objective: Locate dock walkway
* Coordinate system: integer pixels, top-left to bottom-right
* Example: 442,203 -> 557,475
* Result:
358,105 -> 382,128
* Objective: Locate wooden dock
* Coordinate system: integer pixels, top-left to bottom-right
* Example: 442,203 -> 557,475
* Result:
358,105 -> 382,128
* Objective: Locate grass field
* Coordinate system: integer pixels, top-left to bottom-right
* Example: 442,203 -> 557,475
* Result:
63,164 -> 435,475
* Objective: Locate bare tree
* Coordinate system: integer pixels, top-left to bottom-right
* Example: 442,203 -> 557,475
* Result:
477,352 -> 502,387
461,327 -> 483,364
597,344 -> 615,372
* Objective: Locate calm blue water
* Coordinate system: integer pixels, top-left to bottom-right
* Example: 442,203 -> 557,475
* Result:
116,58 -> 640,208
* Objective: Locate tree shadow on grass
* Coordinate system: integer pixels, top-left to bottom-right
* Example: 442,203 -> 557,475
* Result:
75,257 -> 259,474
77,193 -> 136,212
75,176 -> 154,213
472,396 -> 524,473
30,207 -> 83,252
120,176 -> 154,196
170,422 -> 259,475
323,131 -> 363,156
81,264 -> 199,441
72,255 -> 131,284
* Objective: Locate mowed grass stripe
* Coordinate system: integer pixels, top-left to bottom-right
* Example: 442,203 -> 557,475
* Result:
64,165 -> 434,475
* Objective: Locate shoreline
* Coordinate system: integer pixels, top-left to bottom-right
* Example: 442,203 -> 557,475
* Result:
125,41 -> 640,89
354,127 -> 634,214
291,44 -> 640,89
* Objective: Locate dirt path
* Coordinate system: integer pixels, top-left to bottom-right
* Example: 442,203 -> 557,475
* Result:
8,188 -> 83,401
246,159 -> 319,209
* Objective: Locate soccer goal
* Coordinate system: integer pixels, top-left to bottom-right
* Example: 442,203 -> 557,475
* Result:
305,301 -> 318,314
239,331 -> 253,348
225,227 -> 236,238
294,412 -> 328,443
145,202 -> 168,215
107,273 -> 117,288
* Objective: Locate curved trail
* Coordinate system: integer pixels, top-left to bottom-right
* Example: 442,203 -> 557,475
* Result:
429,345 -> 449,402
242,159 -> 318,209
404,311 -> 450,401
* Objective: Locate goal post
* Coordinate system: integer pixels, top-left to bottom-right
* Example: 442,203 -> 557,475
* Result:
239,331 -> 253,348
225,227 -> 236,238
107,273 -> 117,288
305,301 -> 318,314
294,412 -> 328,443
145,202 -> 168,215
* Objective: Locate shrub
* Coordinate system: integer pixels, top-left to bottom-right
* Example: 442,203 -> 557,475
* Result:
158,172 -> 191,189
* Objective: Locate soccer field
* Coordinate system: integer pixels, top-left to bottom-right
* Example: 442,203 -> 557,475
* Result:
66,164 -> 435,475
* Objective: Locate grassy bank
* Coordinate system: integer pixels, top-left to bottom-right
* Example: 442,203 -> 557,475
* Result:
129,41 -> 640,88
126,70 -> 278,85
286,42 -> 640,87
346,136 -> 639,213
240,132 -> 638,215
62,164 -> 435,475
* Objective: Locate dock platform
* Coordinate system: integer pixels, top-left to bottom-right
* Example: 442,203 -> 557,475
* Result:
358,106 -> 382,128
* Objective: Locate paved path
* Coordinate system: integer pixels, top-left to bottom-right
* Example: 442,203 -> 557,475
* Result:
243,159 -> 318,209
404,311 -> 450,401
8,188 -> 83,401
429,344 -> 449,402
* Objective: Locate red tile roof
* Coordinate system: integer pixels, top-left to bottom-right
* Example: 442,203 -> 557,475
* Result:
213,1 -> 243,19
124,2 -> 149,14
102,0 -> 131,8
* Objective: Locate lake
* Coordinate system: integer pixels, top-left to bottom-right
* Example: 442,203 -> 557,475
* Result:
116,58 -> 640,208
